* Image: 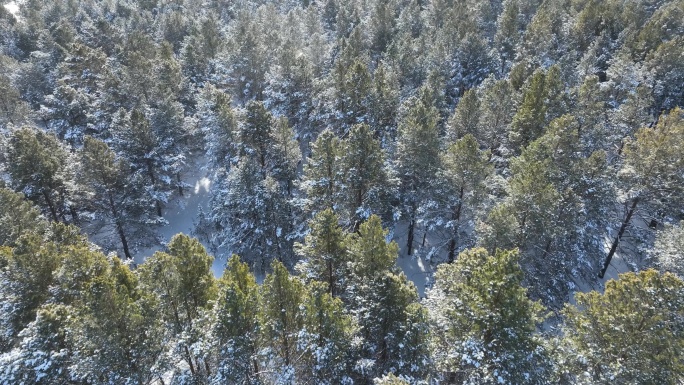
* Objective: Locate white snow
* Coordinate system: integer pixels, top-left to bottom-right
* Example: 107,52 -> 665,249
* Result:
194,177 -> 211,194
3,2 -> 19,18
127,160 -> 629,302
393,221 -> 432,297
133,158 -> 225,276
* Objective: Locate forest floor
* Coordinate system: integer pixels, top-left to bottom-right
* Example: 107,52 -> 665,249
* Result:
129,158 -> 632,299
132,158 -> 226,275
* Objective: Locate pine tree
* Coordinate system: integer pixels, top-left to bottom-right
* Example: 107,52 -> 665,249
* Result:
70,257 -> 165,384
395,88 -> 440,255
6,127 -> 74,223
197,85 -> 239,169
298,281 -> 356,385
0,226 -> 90,358
259,260 -> 306,383
478,77 -> 515,151
300,129 -> 343,216
0,188 -> 45,247
210,255 -> 261,384
227,13 -> 268,101
41,42 -> 107,143
494,0 -> 522,74
558,270 -> 684,384
148,96 -> 192,197
270,117 -> 301,196
0,234 -> 61,351
212,156 -> 296,271
348,215 -> 429,380
653,221 -> 684,279
509,65 -> 568,151
0,74 -> 31,128
263,21 -> 316,137
369,0 -> 396,57
573,75 -> 609,152
508,115 -> 613,299
369,62 -> 400,144
295,208 -> 349,297
477,203 -> 520,253
121,31 -> 157,106
79,136 -> 158,259
111,108 -> 171,217
0,304 -> 74,384
425,248 -> 548,384
509,68 -> 547,150
429,134 -> 493,262
241,100 -> 274,171
600,108 -> 684,278
336,59 -> 372,134
153,41 -> 184,104
339,123 -> 390,229
138,234 -> 217,379
608,84 -> 654,150
647,35 -> 684,112
446,89 -> 481,143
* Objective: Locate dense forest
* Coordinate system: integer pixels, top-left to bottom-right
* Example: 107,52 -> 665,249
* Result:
1,0 -> 684,383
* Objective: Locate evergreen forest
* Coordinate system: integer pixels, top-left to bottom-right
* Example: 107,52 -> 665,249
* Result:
1,0 -> 684,383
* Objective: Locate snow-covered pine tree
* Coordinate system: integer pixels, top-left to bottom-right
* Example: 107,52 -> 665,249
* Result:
395,87 -> 440,255
79,136 -> 161,259
6,127 -> 75,222
209,255 -> 261,384
347,215 -> 429,381
424,134 -> 493,263
340,123 -> 392,230
425,248 -> 549,384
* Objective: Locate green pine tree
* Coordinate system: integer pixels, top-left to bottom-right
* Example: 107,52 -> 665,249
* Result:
558,270 -> 684,384
425,248 -> 548,384
295,208 -> 349,298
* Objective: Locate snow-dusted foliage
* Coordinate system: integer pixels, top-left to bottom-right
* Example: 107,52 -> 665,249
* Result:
2,0 -> 684,382
557,270 -> 684,384
210,156 -> 297,271
653,221 -> 684,279
425,248 -> 550,384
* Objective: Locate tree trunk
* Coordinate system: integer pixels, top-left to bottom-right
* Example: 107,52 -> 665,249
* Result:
108,192 -> 132,259
599,197 -> 639,278
253,359 -> 260,381
184,345 -> 196,375
69,204 -> 80,225
447,188 -> 464,263
146,159 -> 163,217
42,190 -> 59,222
115,219 -> 132,260
352,184 -> 364,232
328,259 -> 335,297
176,173 -> 184,197
407,212 -> 415,256
447,238 -> 457,263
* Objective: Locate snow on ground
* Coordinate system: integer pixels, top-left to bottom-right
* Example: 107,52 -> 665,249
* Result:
133,159 -> 226,276
392,221 -> 433,298
127,158 -> 634,300
4,1 -> 19,18
127,156 -> 432,287
565,230 -> 635,306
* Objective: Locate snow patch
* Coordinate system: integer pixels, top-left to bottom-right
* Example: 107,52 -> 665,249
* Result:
3,2 -> 19,18
194,177 -> 211,194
